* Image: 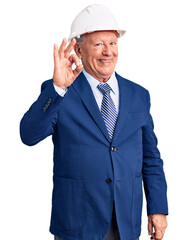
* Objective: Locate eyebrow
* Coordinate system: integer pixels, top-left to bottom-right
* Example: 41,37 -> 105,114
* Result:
92,38 -> 118,43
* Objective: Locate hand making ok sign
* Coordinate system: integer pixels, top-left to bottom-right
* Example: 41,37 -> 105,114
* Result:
53,38 -> 83,89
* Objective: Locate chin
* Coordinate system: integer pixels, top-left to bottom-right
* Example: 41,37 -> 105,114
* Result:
99,69 -> 114,77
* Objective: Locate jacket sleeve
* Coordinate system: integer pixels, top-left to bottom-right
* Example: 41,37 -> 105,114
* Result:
20,79 -> 65,146
142,90 -> 168,216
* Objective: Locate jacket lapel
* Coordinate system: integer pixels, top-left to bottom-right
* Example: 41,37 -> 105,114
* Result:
72,72 -> 111,142
72,72 -> 133,144
112,72 -> 133,143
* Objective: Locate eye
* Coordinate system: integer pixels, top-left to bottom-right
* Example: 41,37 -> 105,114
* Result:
110,42 -> 117,45
95,43 -> 102,46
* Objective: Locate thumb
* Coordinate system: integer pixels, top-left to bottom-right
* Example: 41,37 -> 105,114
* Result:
148,216 -> 153,236
73,64 -> 83,78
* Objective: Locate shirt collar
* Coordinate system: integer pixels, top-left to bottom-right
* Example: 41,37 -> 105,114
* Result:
82,68 -> 117,95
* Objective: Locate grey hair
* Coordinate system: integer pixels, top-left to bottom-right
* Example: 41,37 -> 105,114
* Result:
75,35 -> 86,44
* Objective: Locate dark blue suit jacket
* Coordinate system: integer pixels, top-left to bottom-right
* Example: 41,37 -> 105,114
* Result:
20,72 -> 168,240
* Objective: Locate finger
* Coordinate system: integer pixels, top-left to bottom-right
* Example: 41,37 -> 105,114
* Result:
161,229 -> 166,239
73,64 -> 83,78
154,230 -> 164,240
64,38 -> 76,58
154,229 -> 164,240
148,217 -> 153,236
53,44 -> 59,65
69,54 -> 80,67
59,38 -> 67,57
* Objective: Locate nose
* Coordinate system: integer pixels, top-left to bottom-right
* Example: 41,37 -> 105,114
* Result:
102,44 -> 112,56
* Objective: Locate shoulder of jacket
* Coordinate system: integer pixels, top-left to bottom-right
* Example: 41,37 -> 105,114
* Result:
115,72 -> 149,95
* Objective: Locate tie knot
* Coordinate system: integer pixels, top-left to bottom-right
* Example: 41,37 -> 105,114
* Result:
97,83 -> 112,95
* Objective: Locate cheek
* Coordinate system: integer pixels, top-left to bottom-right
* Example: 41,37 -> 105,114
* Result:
114,49 -> 118,57
82,56 -> 96,68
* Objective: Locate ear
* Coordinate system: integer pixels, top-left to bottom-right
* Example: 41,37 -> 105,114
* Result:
74,43 -> 82,59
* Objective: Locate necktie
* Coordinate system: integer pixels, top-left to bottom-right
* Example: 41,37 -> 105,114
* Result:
97,83 -> 118,140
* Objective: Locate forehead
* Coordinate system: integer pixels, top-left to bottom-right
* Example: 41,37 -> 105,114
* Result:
84,31 -> 118,42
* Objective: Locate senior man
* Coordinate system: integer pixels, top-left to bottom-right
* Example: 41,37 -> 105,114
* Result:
20,4 -> 168,240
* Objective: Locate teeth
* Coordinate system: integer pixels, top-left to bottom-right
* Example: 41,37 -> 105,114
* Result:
99,59 -> 111,62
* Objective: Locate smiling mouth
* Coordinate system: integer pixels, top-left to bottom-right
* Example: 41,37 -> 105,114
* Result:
98,59 -> 112,63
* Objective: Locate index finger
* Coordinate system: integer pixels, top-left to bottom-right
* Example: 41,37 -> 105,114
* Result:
59,38 -> 67,56
64,38 -> 76,58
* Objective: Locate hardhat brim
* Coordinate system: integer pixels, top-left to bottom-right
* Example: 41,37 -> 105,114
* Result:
68,29 -> 126,42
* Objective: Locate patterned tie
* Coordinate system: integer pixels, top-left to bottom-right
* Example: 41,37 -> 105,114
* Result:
97,83 -> 118,140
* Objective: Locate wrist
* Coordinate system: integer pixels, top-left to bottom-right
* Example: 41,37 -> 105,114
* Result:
53,81 -> 67,90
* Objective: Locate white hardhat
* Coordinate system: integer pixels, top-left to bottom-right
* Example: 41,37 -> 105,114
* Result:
68,4 -> 126,42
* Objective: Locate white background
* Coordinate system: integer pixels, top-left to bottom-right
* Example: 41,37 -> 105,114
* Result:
0,0 -> 188,239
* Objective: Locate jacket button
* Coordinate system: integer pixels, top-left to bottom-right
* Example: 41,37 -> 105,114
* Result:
47,98 -> 52,104
111,146 -> 116,152
106,178 -> 112,184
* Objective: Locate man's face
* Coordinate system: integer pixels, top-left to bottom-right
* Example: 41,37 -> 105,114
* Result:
75,31 -> 118,82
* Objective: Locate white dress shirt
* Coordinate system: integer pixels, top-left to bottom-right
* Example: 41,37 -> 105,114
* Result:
53,68 -> 119,114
